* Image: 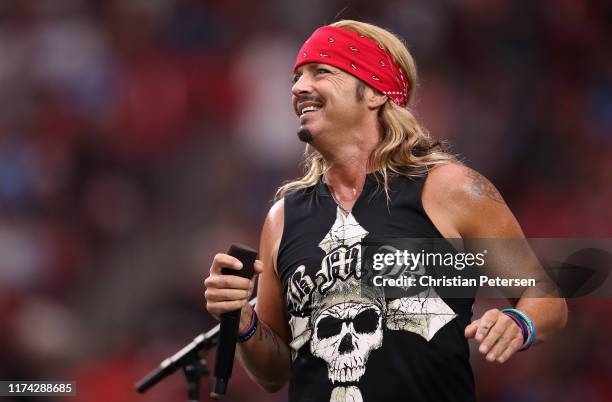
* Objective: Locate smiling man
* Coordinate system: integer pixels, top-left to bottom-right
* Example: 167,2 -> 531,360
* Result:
204,20 -> 567,402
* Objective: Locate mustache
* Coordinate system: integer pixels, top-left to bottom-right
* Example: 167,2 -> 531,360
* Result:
295,95 -> 325,105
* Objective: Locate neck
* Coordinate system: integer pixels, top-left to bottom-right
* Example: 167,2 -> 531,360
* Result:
323,153 -> 368,190
322,159 -> 368,213
317,129 -> 381,210
316,121 -> 383,189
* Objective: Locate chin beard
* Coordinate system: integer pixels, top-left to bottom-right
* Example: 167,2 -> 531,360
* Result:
297,126 -> 313,143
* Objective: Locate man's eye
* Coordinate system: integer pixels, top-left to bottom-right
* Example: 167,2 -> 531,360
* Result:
291,75 -> 300,84
317,69 -> 330,75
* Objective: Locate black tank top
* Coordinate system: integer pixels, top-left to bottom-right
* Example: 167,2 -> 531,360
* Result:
277,173 -> 476,402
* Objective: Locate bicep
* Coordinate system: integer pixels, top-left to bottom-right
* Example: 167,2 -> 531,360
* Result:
423,163 -> 524,239
455,169 -> 556,299
426,164 -> 554,298
453,167 -> 523,239
255,200 -> 291,345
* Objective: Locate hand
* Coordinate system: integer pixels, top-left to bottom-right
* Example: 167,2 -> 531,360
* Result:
204,253 -> 264,322
464,308 -> 524,363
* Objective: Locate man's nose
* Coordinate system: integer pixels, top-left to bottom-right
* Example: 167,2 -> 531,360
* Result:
291,73 -> 313,97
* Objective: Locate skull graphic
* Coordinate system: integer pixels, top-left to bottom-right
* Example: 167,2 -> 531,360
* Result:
311,301 -> 383,384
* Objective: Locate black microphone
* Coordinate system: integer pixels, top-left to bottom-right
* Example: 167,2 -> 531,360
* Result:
210,244 -> 257,399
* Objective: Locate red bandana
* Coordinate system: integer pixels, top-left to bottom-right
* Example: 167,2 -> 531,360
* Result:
294,26 -> 409,107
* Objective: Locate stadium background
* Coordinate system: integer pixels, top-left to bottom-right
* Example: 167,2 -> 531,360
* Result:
0,0 -> 610,401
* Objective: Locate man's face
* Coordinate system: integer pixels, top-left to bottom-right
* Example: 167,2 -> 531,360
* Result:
291,63 -> 367,143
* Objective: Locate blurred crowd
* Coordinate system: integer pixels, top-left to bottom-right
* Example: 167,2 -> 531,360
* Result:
0,0 -> 610,401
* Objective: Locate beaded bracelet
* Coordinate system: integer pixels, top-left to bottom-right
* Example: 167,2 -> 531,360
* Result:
237,308 -> 258,343
501,308 -> 536,350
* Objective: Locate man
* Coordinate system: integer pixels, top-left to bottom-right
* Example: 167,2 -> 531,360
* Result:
204,20 -> 567,402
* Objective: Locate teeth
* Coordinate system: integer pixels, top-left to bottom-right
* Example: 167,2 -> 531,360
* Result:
328,365 -> 366,383
300,105 -> 321,116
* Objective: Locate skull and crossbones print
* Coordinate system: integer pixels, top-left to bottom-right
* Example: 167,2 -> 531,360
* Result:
287,207 -> 457,402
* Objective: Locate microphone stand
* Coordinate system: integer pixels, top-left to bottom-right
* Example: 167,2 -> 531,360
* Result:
135,298 -> 257,402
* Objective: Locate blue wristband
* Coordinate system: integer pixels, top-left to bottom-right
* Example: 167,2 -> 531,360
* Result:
237,309 -> 258,343
505,311 -> 529,345
502,308 -> 536,350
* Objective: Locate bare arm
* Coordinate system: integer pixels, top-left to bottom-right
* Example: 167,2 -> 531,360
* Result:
204,200 -> 291,392
235,199 -> 291,392
423,163 -> 567,363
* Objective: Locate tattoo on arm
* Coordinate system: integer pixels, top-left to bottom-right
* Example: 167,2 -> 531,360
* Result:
465,169 -> 504,203
258,321 -> 283,357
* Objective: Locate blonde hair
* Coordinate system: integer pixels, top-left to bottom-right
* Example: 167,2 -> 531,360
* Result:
275,19 -> 457,200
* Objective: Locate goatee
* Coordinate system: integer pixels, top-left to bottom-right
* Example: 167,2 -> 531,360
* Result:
297,126 -> 313,143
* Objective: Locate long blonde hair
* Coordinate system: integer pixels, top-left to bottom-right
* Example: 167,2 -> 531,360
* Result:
275,20 -> 456,200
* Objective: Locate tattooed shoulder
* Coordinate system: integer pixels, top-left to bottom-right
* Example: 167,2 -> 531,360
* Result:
464,169 -> 504,204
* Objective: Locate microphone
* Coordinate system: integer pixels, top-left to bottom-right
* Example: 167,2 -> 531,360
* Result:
134,299 -> 258,395
211,244 -> 257,399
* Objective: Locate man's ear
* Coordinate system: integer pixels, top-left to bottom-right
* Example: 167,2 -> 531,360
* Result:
366,88 -> 388,110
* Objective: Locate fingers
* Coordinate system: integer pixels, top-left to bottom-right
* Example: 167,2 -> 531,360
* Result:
210,253 -> 244,274
206,300 -> 249,319
464,319 -> 479,339
467,309 -> 524,363
482,313 -> 522,362
496,337 -> 523,363
475,309 -> 499,342
205,287 -> 250,302
204,274 -> 252,291
254,259 -> 264,274
486,329 -> 521,363
204,276 -> 252,320
204,254 -> 261,321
